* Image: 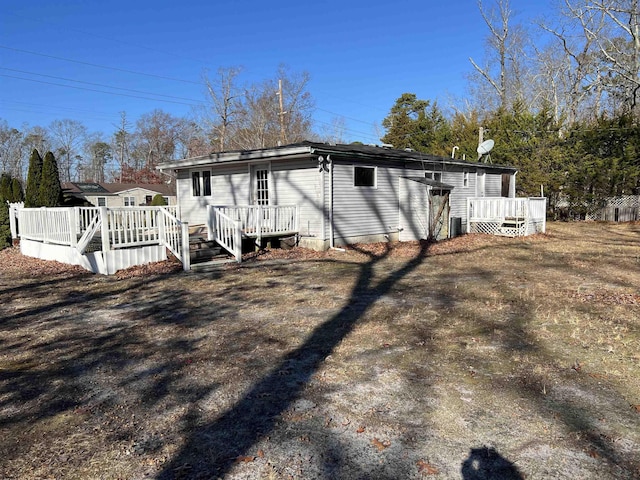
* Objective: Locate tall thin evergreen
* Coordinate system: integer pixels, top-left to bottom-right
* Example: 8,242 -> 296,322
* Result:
0,174 -> 11,201
25,149 -> 43,207
39,151 -> 62,207
11,178 -> 24,203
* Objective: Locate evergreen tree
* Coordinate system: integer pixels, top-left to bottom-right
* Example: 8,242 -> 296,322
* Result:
0,173 -> 11,201
11,178 -> 24,203
39,151 -> 62,207
25,149 -> 43,207
0,198 -> 10,250
381,93 -> 450,153
0,175 -> 11,250
150,194 -> 167,206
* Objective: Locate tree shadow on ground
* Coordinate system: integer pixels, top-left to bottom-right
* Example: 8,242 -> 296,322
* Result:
156,242 -> 431,479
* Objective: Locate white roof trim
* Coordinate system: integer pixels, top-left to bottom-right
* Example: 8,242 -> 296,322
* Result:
157,145 -> 314,170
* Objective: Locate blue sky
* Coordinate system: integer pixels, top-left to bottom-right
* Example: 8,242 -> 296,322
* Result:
1,0 -> 552,144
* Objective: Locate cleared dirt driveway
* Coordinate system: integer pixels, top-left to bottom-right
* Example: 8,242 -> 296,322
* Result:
1,222 -> 639,479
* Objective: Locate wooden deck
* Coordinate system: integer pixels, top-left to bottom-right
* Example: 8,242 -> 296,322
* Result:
15,206 -> 191,274
206,205 -> 299,261
467,198 -> 547,237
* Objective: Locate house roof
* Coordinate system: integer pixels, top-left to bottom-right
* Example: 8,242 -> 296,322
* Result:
156,141 -> 517,173
62,182 -> 176,196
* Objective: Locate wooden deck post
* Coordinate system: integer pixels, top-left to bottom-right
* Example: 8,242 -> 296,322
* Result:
100,207 -> 110,252
181,221 -> 190,271
207,205 -> 215,241
8,203 -> 18,240
234,222 -> 242,262
69,208 -> 79,247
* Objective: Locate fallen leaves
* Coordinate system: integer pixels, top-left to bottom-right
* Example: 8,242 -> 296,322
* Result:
371,438 -> 391,452
632,404 -> 640,413
234,456 -> 255,463
417,459 -> 439,475
114,259 -> 183,279
0,246 -> 88,277
569,290 -> 640,305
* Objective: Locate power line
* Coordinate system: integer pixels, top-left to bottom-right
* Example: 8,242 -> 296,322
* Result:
0,74 -> 203,107
0,67 -> 205,104
0,45 -> 204,86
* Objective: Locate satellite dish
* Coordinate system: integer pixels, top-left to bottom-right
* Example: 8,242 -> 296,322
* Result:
477,139 -> 495,155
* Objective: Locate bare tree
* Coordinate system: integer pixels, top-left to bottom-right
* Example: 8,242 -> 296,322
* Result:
229,66 -> 314,150
202,67 -> 245,152
590,0 -> 640,114
111,112 -> 132,183
0,120 -> 25,181
49,119 -> 88,182
469,0 -> 532,110
127,110 -> 183,183
539,1 -> 610,123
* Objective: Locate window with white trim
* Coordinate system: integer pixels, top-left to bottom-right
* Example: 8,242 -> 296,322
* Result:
192,170 -> 212,197
124,196 -> 135,206
97,197 -> 106,206
463,170 -> 469,188
354,166 -> 376,187
425,171 -> 442,182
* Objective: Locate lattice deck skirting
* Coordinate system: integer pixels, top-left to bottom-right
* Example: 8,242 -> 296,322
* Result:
470,220 -> 527,237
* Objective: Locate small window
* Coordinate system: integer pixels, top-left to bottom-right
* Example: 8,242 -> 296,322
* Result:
202,171 -> 211,196
163,196 -> 170,205
145,195 -> 153,205
192,170 -> 211,197
192,172 -> 201,197
124,196 -> 135,206
425,171 -> 442,182
354,166 -> 376,187
463,170 -> 469,188
97,197 -> 106,207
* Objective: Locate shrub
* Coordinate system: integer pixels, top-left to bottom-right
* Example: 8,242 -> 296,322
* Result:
150,194 -> 167,206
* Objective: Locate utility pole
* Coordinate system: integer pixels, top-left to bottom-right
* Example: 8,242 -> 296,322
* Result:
277,79 -> 287,146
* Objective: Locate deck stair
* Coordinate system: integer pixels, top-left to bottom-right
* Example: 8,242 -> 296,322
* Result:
188,225 -> 233,265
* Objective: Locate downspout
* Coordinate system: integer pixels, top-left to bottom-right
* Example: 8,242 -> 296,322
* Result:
328,154 -> 335,249
511,171 -> 518,198
319,155 -> 326,241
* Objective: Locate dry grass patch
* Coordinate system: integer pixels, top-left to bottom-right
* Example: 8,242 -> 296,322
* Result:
0,222 -> 639,479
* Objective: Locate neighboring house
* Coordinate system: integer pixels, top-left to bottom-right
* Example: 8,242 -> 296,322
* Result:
158,141 -> 518,252
62,182 -> 176,207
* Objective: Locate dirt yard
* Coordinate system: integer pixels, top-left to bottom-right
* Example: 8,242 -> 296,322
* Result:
1,222 -> 639,479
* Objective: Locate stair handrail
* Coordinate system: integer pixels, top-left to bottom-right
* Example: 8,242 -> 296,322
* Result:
76,211 -> 102,254
158,207 -> 190,271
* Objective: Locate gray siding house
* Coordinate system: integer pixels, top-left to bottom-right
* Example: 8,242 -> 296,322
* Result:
158,142 -> 517,252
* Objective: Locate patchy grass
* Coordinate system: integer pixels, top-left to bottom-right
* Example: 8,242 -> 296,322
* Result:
0,221 -> 639,479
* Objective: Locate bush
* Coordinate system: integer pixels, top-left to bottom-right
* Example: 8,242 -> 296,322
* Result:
150,194 -> 167,206
0,200 -> 11,250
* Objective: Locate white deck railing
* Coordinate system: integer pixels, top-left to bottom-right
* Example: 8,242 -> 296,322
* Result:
211,209 -> 243,262
19,207 -> 75,245
16,205 -> 190,271
210,205 -> 299,236
467,197 -> 547,236
206,205 -> 299,262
